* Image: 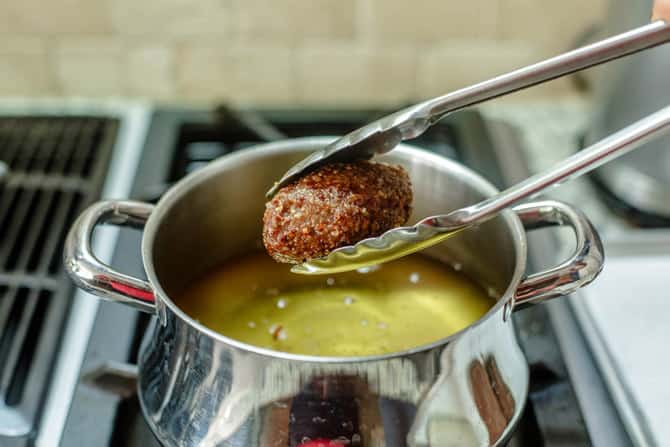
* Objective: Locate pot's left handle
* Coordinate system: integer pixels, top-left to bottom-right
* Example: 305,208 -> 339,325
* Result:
64,200 -> 156,314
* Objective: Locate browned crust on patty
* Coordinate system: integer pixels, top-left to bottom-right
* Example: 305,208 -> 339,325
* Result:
263,160 -> 413,263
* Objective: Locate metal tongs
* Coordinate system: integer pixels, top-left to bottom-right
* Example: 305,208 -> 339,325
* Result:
267,20 -> 670,274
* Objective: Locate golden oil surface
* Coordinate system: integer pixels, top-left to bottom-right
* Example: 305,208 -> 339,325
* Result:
176,252 -> 495,357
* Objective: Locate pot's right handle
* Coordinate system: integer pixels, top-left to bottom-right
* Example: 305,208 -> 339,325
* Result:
512,200 -> 604,313
64,200 -> 156,314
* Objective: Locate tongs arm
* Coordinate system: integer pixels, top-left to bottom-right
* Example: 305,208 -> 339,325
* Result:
267,20 -> 670,197
419,20 -> 670,128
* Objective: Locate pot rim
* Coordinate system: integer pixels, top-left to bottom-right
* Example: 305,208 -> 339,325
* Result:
141,136 -> 528,363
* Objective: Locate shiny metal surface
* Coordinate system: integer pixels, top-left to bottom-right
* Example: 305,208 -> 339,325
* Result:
483,114 -> 634,446
267,20 -> 670,197
65,138 -> 604,446
512,201 -> 604,309
297,105 -> 670,274
64,200 -> 156,313
0,161 -> 6,183
590,1 -> 670,218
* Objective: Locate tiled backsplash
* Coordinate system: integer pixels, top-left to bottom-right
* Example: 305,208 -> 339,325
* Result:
0,0 -> 606,106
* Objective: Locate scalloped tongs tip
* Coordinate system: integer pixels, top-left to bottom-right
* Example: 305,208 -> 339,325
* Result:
265,20 -> 670,274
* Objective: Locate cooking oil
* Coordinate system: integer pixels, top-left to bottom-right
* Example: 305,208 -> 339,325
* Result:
176,252 -> 495,357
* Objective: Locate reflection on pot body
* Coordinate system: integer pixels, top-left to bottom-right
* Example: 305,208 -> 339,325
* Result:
65,138 -> 603,446
139,307 -> 526,446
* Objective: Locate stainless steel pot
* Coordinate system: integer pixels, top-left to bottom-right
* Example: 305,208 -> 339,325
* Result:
64,137 -> 604,447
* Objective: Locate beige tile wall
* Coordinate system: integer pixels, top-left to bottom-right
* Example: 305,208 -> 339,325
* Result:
0,0 -> 607,106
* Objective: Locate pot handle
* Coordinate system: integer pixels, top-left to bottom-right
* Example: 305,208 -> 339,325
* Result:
512,200 -> 604,312
64,200 -> 156,314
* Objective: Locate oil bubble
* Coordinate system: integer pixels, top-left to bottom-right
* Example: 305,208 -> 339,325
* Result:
356,265 -> 380,274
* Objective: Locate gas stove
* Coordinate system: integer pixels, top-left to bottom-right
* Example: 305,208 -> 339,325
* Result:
0,102 -> 632,446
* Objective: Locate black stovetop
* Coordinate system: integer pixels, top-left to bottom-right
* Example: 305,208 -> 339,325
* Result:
59,105 -> 625,446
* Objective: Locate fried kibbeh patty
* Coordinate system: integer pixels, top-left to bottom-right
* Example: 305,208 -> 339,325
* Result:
263,161 -> 412,264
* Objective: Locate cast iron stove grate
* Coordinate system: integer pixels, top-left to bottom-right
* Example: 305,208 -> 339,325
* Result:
0,116 -> 117,446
